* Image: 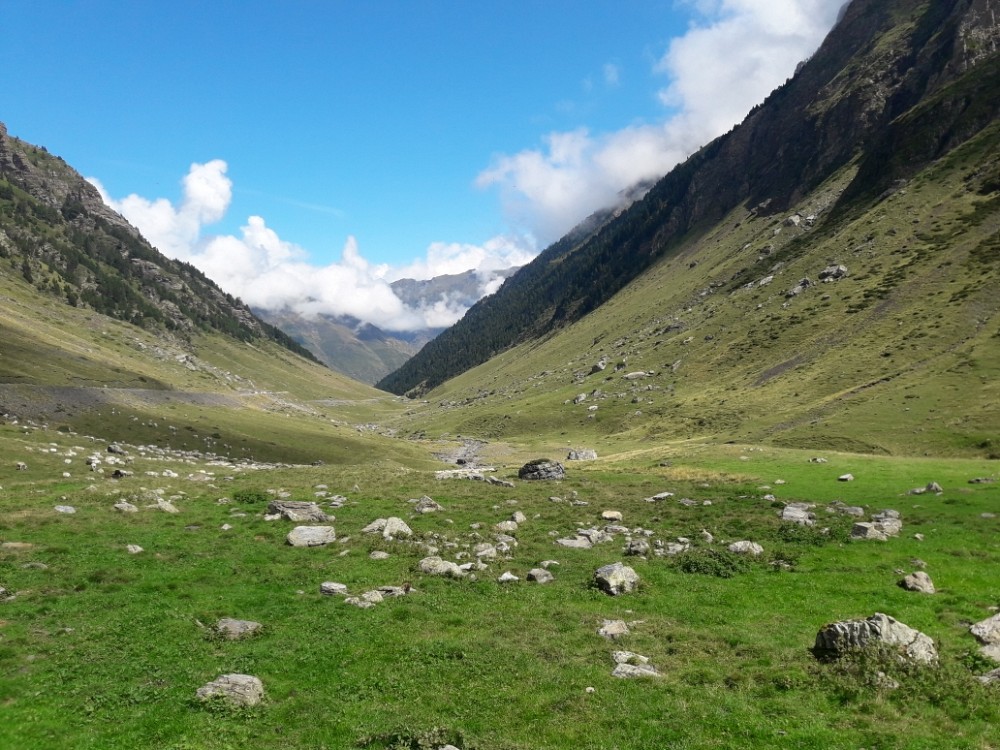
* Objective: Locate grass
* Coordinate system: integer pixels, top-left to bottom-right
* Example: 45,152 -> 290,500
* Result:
2,422 -> 999,749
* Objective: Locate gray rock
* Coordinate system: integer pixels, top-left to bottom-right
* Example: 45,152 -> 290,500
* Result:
594,562 -> 639,596
598,619 -> 630,639
498,571 -> 519,583
473,543 -> 498,560
54,505 -> 76,514
494,520 -> 519,533
216,618 -> 263,640
567,449 -> 598,461
976,667 -> 1000,684
819,264 -> 848,281
601,510 -> 623,522
623,539 -> 650,556
196,674 -> 264,707
320,582 -> 349,596
511,510 -> 527,524
286,525 -> 336,547
872,509 -> 902,537
154,498 -> 179,513
527,568 -> 554,584
838,473 -> 854,482
362,517 -> 413,540
410,495 -> 443,513
814,612 -> 938,664
113,501 -> 138,513
518,460 -> 565,481
369,550 -> 390,560
851,522 -> 888,541
418,556 -> 466,578
727,541 -> 764,556
556,536 -> 593,549
971,613 -> 1000,645
266,500 -> 329,523
900,571 -> 935,594
780,504 -> 815,526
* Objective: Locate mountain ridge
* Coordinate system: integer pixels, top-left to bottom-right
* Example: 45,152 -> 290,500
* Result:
378,0 -> 1000,397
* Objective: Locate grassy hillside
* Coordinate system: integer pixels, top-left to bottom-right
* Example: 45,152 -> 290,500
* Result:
394,119 -> 1000,458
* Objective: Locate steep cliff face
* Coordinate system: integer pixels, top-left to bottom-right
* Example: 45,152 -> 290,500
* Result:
0,122 -> 316,360
378,0 -> 1000,397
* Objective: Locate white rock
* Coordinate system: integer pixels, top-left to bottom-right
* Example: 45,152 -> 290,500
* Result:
727,541 -> 764,556
195,674 -> 264,706
286,526 -> 336,547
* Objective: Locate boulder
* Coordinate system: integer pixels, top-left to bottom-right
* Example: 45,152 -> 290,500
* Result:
54,505 -> 76,514
851,522 -> 888,541
216,618 -> 263,640
872,509 -> 902,537
623,539 -> 650,556
814,612 -> 938,664
597,619 -> 630,639
594,562 -> 640,596
819,264 -> 849,281
727,541 -> 764,556
780,504 -> 815,526
195,674 -> 264,707
286,526 -> 336,547
411,496 -> 443,513
362,517 -> 412,540
556,536 -> 592,549
320,582 -> 349,596
838,473 -> 854,482
113,501 -> 138,513
900,571 -> 935,594
518,460 -> 565,481
418,556 -> 466,579
126,544 -> 143,555
971,613 -> 1000,646
266,500 -> 328,523
567,449 -> 598,461
611,651 -> 661,678
498,571 -> 519,583
527,568 -> 554,584
601,510 -> 623,522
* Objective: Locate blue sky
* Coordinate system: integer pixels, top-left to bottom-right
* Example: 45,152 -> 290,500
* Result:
2,0 -> 844,330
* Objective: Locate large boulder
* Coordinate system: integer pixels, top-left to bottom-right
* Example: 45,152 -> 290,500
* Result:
594,562 -> 640,596
814,612 -> 938,664
418,556 -> 466,579
267,500 -> 329,523
518,459 -> 565,481
286,525 -> 336,547
195,674 -> 264,707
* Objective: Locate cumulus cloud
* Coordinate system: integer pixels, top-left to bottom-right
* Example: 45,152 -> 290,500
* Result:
476,0 -> 844,245
89,163 -> 533,332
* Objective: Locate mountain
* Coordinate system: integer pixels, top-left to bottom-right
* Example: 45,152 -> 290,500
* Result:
0,121 -> 433,466
255,267 -> 519,383
380,0 -> 1000,457
378,0 -> 1000,399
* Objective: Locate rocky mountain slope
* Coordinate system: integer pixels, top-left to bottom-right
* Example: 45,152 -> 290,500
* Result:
0,122 -> 315,359
379,0 -> 1000,398
382,0 -> 1000,458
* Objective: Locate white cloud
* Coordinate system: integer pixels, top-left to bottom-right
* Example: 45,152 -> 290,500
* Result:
89,163 -> 533,332
476,0 -> 844,245
603,62 -> 621,87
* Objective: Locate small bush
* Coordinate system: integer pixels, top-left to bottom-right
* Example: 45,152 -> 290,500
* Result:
232,488 -> 269,504
674,549 -> 752,578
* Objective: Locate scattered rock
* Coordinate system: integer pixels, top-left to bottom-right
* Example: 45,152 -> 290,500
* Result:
838,473 -> 854,482
727,541 -> 764,556
556,536 -> 593,549
113,501 -> 138,513
498,571 -> 519,583
601,510 -> 623,522
126,544 -> 143,555
611,651 -> 662,678
54,505 -> 76,514
320,582 -> 349,596
598,619 -> 630,639
266,500 -> 329,523
410,496 -> 443,513
809,457 -> 828,463
195,674 -> 264,707
624,539 -> 650,556
216,618 -> 263,640
780,503 -> 815,526
594,562 -> 640,596
361,517 -> 413,540
418,556 -> 466,579
872,509 -> 902,537
286,526 -> 336,547
567,449 -> 598,461
814,612 -> 938,664
977,667 -> 1000,684
369,550 -> 390,560
850,522 -> 888,541
900,571 -> 935,594
527,568 -> 554,584
518,460 -> 565,481
818,264 -> 849,281
154,498 -> 179,514
971,613 -> 1000,649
